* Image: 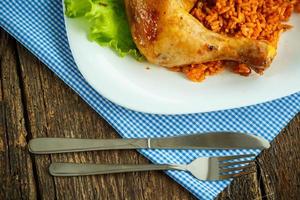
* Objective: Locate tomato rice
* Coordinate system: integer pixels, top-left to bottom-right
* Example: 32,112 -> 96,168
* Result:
172,0 -> 300,82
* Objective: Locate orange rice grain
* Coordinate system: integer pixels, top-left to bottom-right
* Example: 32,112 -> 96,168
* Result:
171,0 -> 299,82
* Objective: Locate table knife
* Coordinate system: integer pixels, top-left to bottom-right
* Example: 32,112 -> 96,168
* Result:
28,132 -> 270,154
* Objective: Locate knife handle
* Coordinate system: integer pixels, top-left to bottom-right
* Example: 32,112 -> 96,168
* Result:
28,138 -> 148,154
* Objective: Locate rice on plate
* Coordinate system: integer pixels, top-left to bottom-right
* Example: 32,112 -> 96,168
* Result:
171,0 -> 300,81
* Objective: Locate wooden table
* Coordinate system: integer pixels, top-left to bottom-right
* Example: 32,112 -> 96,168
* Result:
0,29 -> 299,200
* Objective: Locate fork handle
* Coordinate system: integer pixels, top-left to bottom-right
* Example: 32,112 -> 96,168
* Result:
29,138 -> 148,154
49,163 -> 186,176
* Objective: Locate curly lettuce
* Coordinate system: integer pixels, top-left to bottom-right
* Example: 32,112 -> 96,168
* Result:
64,0 -> 143,60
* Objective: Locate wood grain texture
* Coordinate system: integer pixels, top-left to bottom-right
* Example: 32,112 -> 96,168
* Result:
0,31 -> 37,200
1,29 -> 299,200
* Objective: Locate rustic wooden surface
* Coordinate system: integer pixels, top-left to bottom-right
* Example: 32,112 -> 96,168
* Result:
0,29 -> 299,200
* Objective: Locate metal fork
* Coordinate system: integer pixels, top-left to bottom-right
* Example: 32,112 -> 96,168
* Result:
49,154 -> 256,181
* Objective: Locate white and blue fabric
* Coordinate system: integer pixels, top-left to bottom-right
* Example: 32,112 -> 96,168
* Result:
1,1 -> 299,199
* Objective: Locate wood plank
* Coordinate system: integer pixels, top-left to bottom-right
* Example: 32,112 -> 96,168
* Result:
0,31 -> 37,199
256,113 -> 300,200
0,102 -> 11,199
13,39 -> 57,200
15,36 -> 195,199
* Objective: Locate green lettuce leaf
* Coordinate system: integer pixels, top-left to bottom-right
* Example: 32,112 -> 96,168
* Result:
64,0 -> 143,60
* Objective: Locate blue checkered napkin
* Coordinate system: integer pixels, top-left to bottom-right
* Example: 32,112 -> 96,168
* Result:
1,1 -> 300,199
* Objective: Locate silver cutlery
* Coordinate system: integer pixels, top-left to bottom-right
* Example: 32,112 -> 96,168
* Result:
49,154 -> 256,181
28,132 -> 270,154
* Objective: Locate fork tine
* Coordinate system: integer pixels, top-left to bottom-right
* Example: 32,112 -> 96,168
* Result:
219,170 -> 256,180
219,160 -> 255,167
220,164 -> 256,173
217,154 -> 256,162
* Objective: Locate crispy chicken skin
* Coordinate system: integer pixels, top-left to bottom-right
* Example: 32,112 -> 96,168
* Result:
124,0 -> 277,70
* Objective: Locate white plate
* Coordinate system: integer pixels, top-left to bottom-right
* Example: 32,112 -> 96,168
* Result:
64,14 -> 300,115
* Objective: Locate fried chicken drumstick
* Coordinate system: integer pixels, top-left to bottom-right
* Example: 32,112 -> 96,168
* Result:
125,0 -> 276,70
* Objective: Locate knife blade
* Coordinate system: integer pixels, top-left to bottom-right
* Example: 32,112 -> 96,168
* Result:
28,132 -> 270,154
150,132 -> 270,149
